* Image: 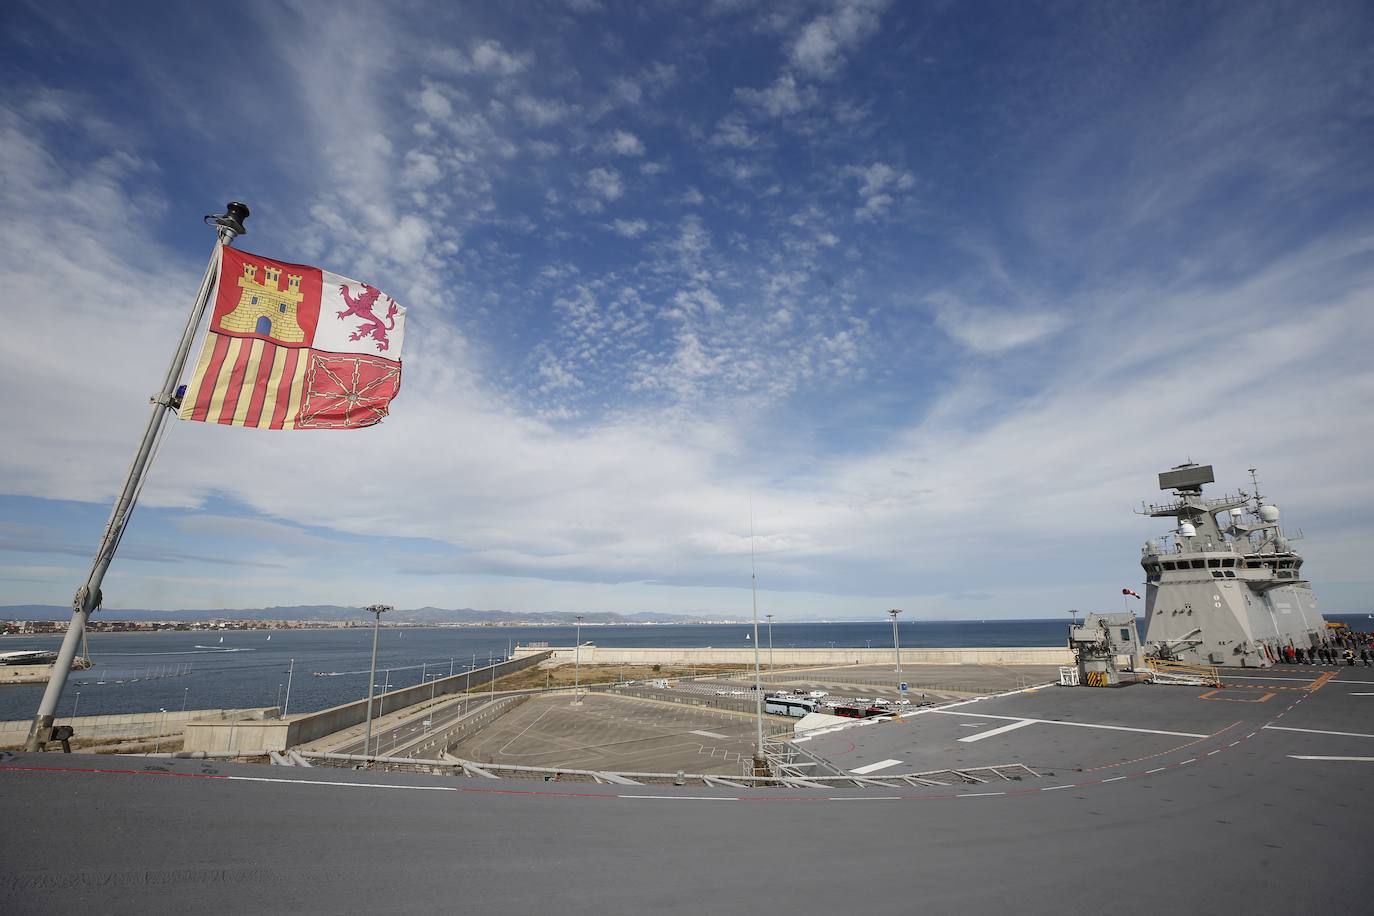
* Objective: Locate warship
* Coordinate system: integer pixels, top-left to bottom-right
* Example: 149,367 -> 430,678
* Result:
1139,463 -> 1325,667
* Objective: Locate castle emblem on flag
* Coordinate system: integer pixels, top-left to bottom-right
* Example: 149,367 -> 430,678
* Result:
220,262 -> 307,342
178,246 -> 405,430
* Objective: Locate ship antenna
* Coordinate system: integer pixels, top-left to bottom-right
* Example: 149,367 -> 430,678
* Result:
1248,467 -> 1263,510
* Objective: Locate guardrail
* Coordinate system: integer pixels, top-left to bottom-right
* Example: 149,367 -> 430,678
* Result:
394,695 -> 530,759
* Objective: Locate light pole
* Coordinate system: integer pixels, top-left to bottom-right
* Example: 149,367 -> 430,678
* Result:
362,604 -> 391,759
154,707 -> 167,754
283,658 -> 295,718
71,691 -> 81,719
573,615 -> 584,705
765,613 -> 775,672
888,609 -> 905,706
181,686 -> 190,713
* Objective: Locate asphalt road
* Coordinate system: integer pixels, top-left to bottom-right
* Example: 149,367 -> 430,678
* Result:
1,666 -> 1370,914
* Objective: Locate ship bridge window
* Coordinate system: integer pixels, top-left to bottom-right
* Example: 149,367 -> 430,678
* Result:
1246,561 -> 1262,569
1222,558 -> 1236,568
1279,560 -> 1294,569
1190,559 -> 1206,569
1211,571 -> 1224,578
1224,570 -> 1236,578
1162,561 -> 1177,571
1207,558 -> 1221,568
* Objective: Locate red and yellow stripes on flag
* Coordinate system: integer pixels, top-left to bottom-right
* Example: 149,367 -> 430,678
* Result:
179,334 -> 309,429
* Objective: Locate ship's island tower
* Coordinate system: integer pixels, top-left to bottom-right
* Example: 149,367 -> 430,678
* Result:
1139,463 -> 1325,668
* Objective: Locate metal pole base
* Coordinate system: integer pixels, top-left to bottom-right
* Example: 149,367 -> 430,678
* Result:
23,718 -> 74,753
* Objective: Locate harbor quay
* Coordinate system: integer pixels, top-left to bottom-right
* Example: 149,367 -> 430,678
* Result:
512,645 -> 1074,667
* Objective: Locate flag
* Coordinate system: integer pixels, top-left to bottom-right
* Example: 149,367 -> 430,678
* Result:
178,247 -> 405,429
1122,588 -> 1141,599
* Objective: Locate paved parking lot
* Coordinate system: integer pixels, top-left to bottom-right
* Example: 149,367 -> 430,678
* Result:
694,663 -> 1062,705
446,692 -> 765,775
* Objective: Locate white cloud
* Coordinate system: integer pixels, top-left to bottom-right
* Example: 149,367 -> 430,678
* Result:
415,83 -> 452,120
789,0 -> 889,78
470,39 -> 530,75
610,218 -> 649,238
400,150 -> 442,187
513,94 -> 570,126
736,73 -> 815,116
605,129 -> 645,156
849,161 -> 913,220
931,296 -> 1067,354
710,114 -> 761,149
585,166 -> 624,200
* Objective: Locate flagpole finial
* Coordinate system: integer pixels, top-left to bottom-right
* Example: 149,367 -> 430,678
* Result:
206,201 -> 250,238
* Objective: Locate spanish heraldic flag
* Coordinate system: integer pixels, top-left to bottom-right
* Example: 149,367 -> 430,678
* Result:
179,247 -> 405,429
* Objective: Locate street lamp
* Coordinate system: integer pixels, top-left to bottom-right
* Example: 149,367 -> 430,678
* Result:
888,609 -> 906,706
572,614 -> 584,706
765,613 -> 775,672
362,604 -> 392,759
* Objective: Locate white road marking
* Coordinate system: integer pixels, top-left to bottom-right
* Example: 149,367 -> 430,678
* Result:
1101,776 -> 1127,783
1349,693 -> 1374,696
958,719 -> 1035,743
1287,756 -> 1374,762
690,730 -> 729,739
226,776 -> 457,792
959,792 -> 1006,797
1041,785 -> 1074,791
1145,767 -> 1166,774
620,795 -> 735,801
960,723 -> 985,728
849,759 -> 906,775
1264,725 -> 1374,739
930,709 -> 1207,738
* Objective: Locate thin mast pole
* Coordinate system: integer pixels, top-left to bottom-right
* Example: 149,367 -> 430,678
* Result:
25,203 -> 249,752
750,498 -> 763,765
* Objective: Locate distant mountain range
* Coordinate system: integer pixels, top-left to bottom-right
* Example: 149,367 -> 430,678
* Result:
0,605 -> 707,625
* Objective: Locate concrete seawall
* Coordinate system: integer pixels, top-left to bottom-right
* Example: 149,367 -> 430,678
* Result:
513,646 -> 1073,667
182,651 -> 552,754
0,707 -> 275,748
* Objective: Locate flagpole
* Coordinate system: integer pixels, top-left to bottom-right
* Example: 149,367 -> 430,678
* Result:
24,203 -> 249,752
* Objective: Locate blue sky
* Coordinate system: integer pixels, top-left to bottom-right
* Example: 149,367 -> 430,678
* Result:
2,0 -> 1372,619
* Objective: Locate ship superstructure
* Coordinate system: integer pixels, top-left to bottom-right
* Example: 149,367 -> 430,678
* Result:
1138,463 -> 1324,667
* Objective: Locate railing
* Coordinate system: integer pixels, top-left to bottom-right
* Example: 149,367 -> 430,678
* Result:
292,749 -> 1042,790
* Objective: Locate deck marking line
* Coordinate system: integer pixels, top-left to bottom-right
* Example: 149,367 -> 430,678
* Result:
225,775 -> 458,792
959,792 -> 1007,797
1145,767 -> 1166,774
850,759 -> 905,775
1264,725 -> 1374,739
1287,756 -> 1374,762
1041,785 -> 1074,791
958,719 -> 1035,743
929,709 -> 1207,738
1179,758 -> 1197,765
1101,776 -> 1127,783
617,795 -> 734,801
690,730 -> 729,739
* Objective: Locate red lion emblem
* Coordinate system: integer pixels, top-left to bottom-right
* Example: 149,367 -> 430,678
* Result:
337,284 -> 399,352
